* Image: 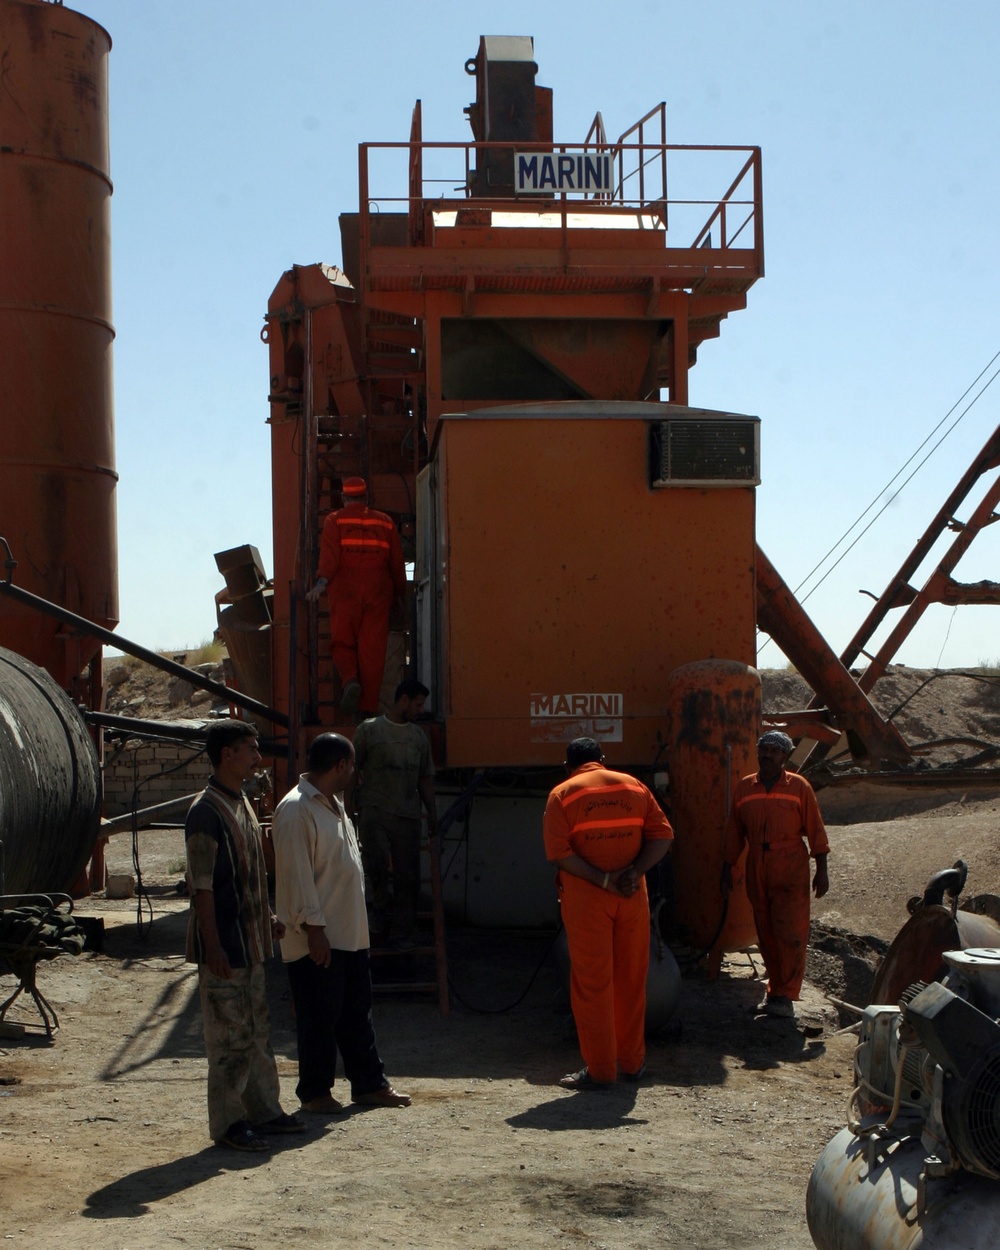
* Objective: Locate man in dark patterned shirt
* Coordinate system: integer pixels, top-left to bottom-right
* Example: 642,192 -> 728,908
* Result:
185,720 -> 303,1151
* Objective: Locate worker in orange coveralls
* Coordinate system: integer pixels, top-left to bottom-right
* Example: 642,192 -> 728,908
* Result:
307,478 -> 406,719
721,730 -> 830,1018
543,737 -> 673,1091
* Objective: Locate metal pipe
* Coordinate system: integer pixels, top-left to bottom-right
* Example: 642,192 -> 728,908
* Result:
100,793 -> 202,834
85,711 -> 211,742
826,994 -> 866,1017
85,709 -> 285,760
0,538 -> 287,727
755,544 -> 909,764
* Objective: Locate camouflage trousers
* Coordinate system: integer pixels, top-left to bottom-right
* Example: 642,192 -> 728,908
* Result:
198,962 -> 282,1141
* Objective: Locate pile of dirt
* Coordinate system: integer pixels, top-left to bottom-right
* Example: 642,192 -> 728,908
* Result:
762,664 -> 1000,769
103,652 -> 229,722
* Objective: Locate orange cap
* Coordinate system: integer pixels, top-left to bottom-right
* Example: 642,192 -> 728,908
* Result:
342,477 -> 367,497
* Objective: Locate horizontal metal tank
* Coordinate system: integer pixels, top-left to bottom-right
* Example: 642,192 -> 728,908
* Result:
664,659 -> 759,961
807,1123 -> 1000,1250
0,645 -> 101,894
0,0 -> 118,687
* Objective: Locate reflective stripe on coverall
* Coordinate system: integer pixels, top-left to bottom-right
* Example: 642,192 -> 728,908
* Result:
318,504 -> 406,713
543,762 -> 673,1082
723,771 -> 829,1000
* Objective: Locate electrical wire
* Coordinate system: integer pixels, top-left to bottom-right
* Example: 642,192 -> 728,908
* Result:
124,742 -> 207,940
757,348 -> 1000,661
935,606 -> 959,668
794,348 -> 1000,606
446,927 -> 562,1015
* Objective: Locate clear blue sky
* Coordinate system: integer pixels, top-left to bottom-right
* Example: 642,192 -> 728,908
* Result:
78,0 -> 1000,667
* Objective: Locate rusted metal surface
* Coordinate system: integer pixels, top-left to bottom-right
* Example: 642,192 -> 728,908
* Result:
664,659 -> 759,956
869,905 -> 1000,1007
0,0 -> 117,688
0,646 -> 100,895
755,545 -> 911,765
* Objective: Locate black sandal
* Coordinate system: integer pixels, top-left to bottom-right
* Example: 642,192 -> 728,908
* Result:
217,1120 -> 270,1151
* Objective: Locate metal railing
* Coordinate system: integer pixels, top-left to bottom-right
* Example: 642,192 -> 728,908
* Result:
358,124 -> 762,275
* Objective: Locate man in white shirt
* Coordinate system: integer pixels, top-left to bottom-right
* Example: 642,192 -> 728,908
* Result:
272,732 -> 411,1114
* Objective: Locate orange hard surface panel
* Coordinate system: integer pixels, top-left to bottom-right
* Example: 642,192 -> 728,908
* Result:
435,414 -> 755,767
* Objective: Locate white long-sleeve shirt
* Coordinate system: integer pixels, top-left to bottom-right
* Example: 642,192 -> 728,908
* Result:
272,775 -> 370,959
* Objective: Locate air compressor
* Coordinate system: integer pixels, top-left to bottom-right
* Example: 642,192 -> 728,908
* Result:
807,875 -> 1000,1249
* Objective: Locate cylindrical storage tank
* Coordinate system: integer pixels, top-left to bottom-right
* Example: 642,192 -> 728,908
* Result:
0,645 -> 101,894
664,659 -> 759,957
0,0 -> 117,688
807,1124 -> 1000,1250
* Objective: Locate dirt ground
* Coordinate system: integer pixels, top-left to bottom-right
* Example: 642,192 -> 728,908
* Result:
3,667 -> 1000,1249
2,792 -> 999,1250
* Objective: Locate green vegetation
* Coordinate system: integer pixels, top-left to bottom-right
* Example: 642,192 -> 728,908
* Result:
182,638 -> 227,668
104,638 -> 227,670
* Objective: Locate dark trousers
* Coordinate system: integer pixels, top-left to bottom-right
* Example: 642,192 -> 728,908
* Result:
359,808 -> 422,940
286,948 -> 386,1104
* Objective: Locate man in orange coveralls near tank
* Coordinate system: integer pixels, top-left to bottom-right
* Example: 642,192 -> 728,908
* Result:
307,477 -> 406,718
721,730 -> 830,1018
543,737 -> 674,1091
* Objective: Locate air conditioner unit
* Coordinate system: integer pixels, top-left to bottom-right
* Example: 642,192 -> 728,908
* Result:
649,416 -> 760,488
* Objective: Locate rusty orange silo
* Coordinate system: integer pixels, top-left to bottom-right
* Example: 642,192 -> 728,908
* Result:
0,0 -> 118,689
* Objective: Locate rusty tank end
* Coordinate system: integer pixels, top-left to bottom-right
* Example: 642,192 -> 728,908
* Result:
0,645 -> 101,895
664,660 -> 760,960
0,0 -> 118,688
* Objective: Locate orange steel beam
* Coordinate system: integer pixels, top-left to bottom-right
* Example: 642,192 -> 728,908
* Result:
365,290 -> 746,321
755,546 -> 911,765
834,424 -> 1000,692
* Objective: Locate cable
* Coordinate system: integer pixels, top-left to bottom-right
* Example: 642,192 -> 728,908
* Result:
446,926 -> 563,1015
794,348 -> 1000,605
124,743 -> 207,940
935,606 -> 959,668
756,358 -> 1000,664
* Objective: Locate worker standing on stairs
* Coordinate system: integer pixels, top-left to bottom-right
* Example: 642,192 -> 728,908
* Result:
306,477 -> 406,718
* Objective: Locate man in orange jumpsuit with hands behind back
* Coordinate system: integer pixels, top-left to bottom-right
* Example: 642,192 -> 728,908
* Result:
543,737 -> 673,1091
307,477 -> 406,719
721,730 -> 830,1018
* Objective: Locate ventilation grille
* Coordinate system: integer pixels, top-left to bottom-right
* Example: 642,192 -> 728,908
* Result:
955,1048 -> 1000,1177
650,418 -> 760,488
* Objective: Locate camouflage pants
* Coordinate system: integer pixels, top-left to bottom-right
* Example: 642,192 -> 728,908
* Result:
198,962 -> 282,1141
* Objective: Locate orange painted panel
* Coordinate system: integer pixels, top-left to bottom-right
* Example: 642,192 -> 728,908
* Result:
431,406 -> 756,767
